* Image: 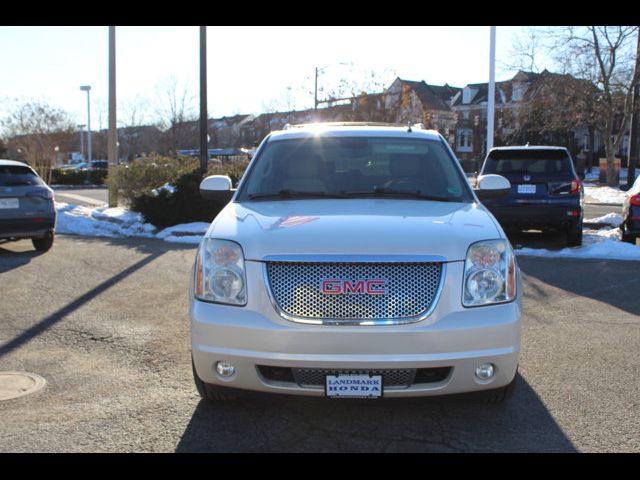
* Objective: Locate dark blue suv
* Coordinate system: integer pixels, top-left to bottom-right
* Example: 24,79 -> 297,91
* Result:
479,146 -> 583,246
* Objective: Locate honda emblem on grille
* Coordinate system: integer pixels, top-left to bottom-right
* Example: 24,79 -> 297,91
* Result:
320,279 -> 388,295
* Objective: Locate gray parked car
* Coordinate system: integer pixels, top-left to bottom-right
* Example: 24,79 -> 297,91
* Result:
0,160 -> 56,252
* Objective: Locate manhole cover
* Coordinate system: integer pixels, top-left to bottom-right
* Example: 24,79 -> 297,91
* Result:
0,372 -> 46,401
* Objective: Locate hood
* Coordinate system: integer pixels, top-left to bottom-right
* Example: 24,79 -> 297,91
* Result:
207,199 -> 502,262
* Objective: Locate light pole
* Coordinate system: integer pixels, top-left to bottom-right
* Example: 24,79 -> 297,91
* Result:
314,63 -> 349,111
487,26 -> 496,154
80,85 -> 92,163
199,26 -> 208,174
77,124 -> 85,160
107,26 -> 118,207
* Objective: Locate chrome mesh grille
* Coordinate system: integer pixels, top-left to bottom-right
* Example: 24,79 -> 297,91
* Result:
266,262 -> 443,322
292,369 -> 416,388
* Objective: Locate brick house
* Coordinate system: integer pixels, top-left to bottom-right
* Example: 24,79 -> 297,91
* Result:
384,78 -> 461,144
451,70 -> 610,171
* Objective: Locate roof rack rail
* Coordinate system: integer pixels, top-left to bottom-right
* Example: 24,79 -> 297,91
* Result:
284,121 -> 410,129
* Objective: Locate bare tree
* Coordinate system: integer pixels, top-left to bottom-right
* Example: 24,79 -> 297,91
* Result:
118,95 -> 161,161
153,76 -> 198,154
501,27 -> 547,74
1,100 -> 75,184
318,65 -> 396,107
552,26 -> 640,186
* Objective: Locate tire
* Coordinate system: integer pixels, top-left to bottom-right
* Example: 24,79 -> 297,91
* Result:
621,227 -> 636,245
192,358 -> 244,402
476,370 -> 518,405
566,224 -> 583,247
32,231 -> 54,252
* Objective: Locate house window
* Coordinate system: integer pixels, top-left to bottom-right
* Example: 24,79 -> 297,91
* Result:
462,87 -> 477,104
513,83 -> 526,101
457,128 -> 473,153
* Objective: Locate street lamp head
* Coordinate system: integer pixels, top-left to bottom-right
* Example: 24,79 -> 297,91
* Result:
80,85 -> 91,92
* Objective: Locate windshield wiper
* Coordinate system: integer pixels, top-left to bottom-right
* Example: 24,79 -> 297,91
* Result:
248,189 -> 350,200
341,187 -> 455,202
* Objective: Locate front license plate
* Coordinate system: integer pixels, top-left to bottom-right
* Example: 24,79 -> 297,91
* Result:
325,374 -> 383,399
0,198 -> 19,209
517,184 -> 536,194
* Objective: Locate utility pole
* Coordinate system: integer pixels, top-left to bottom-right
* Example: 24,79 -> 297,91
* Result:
487,26 -> 496,154
199,26 -> 208,174
107,26 -> 118,207
314,67 -> 318,111
627,28 -> 640,188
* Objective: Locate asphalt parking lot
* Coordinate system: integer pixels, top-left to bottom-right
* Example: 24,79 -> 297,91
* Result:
0,234 -> 638,452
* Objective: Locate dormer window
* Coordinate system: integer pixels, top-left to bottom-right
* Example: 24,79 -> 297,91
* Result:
462,87 -> 477,104
512,83 -> 526,101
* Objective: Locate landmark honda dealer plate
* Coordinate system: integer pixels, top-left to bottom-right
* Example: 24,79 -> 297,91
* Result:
325,374 -> 383,398
0,198 -> 19,209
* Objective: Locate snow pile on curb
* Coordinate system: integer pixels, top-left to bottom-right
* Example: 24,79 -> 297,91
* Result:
55,202 -> 206,245
156,222 -> 210,244
516,228 -> 640,261
584,186 -> 627,205
584,212 -> 623,226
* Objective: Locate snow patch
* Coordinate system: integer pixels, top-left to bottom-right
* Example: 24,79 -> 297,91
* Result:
516,228 -> 640,261
151,183 -> 176,197
54,202 -> 204,245
584,212 -> 623,227
584,186 -> 627,205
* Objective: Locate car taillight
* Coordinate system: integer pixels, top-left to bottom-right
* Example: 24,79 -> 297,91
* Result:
570,180 -> 581,195
630,194 -> 640,207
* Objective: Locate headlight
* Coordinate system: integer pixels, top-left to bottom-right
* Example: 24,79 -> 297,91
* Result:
463,239 -> 516,307
194,238 -> 247,306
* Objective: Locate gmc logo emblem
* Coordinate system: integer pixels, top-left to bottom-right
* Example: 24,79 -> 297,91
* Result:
320,279 -> 388,295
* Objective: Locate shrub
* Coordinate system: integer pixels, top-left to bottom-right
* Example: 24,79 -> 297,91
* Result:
106,154 -> 198,204
50,168 -> 108,185
128,159 -> 250,229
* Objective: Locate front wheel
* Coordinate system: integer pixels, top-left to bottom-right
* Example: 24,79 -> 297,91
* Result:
192,357 -> 244,402
32,231 -> 54,252
476,370 -> 518,404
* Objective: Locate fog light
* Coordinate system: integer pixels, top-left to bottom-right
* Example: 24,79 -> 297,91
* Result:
475,363 -> 495,380
216,361 -> 236,378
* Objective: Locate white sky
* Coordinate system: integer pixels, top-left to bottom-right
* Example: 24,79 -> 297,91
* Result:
0,26 -> 548,132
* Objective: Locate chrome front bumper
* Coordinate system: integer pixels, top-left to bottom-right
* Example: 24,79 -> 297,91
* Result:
190,260 -> 522,397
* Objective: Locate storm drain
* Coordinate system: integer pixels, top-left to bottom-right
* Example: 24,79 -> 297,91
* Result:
0,372 -> 46,401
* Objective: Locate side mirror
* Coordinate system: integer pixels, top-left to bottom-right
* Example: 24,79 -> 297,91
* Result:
200,175 -> 235,201
475,174 -> 511,200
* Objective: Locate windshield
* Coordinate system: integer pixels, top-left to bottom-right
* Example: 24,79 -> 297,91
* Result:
239,136 -> 472,202
0,165 -> 43,187
482,149 -> 574,175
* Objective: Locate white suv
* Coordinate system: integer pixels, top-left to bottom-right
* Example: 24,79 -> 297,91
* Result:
190,124 -> 521,403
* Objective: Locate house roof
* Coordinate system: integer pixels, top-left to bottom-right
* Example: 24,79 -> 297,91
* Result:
397,78 -> 461,111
